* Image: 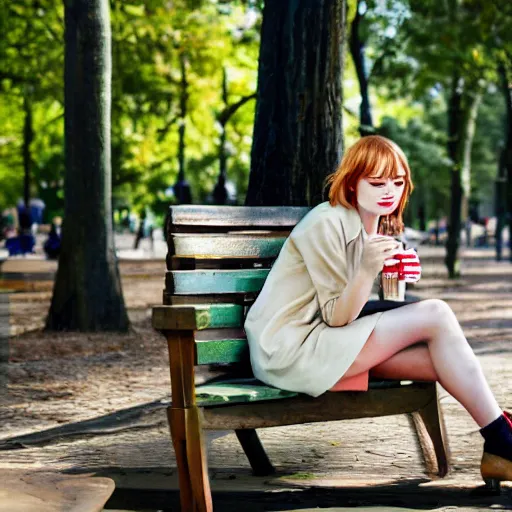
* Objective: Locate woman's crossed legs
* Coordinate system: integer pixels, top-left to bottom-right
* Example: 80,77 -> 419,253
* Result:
331,299 -> 501,428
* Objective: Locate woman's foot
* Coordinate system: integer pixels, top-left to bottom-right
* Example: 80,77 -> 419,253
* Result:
480,411 -> 512,490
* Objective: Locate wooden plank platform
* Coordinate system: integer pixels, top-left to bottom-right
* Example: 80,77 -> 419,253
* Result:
0,259 -> 58,274
0,259 -> 57,292
0,470 -> 114,512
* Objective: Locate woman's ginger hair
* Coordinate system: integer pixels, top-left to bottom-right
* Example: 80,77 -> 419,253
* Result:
324,135 -> 414,236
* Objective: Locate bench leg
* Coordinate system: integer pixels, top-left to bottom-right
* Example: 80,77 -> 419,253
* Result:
164,330 -> 212,511
235,429 -> 275,476
410,390 -> 450,477
185,406 -> 213,512
168,407 -> 194,511
169,407 -> 213,512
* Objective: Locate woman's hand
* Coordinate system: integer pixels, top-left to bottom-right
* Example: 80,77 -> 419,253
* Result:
360,235 -> 401,278
397,248 -> 422,283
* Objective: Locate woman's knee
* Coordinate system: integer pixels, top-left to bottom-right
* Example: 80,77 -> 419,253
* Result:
418,299 -> 458,331
416,299 -> 468,347
418,298 -> 451,315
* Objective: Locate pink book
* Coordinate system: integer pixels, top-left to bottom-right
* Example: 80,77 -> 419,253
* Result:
330,371 -> 369,392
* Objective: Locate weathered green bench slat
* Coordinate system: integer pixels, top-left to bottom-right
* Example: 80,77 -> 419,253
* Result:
194,377 -> 410,407
171,234 -> 286,259
168,205 -> 310,228
196,378 -> 298,406
166,269 -> 269,294
152,304 -> 244,331
196,338 -> 248,365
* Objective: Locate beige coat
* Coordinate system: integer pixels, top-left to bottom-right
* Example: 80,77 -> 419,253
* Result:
244,201 -> 383,397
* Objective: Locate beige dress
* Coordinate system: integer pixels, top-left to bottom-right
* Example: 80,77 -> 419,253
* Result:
244,201 -> 383,397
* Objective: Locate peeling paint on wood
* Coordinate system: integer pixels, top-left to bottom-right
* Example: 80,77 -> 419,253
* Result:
171,234 -> 287,259
166,269 -> 269,294
152,304 -> 244,331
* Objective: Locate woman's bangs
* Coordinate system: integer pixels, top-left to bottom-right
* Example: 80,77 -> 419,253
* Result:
363,151 -> 403,180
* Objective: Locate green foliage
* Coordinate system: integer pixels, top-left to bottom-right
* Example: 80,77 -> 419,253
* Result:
107,0 -> 259,214
0,1 -> 64,216
0,0 -> 508,230
0,0 -> 260,219
346,0 -> 509,226
378,109 -> 451,224
0,94 -> 24,208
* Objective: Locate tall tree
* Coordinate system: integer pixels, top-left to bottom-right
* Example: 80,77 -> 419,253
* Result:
349,0 -> 374,135
388,0 -> 489,277
46,0 -> 128,331
498,58 -> 512,262
0,2 -> 261,214
464,0 -> 512,260
246,0 -> 346,206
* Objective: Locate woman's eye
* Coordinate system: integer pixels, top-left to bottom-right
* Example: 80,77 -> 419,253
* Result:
370,182 -> 384,187
394,181 -> 404,187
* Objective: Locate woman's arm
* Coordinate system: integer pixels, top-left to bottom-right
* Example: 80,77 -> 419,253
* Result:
327,266 -> 376,327
328,235 -> 402,327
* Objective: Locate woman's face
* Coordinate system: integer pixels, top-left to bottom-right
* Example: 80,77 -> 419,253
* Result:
355,168 -> 406,216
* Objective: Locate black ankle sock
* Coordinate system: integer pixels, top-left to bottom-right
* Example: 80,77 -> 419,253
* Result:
480,413 -> 512,461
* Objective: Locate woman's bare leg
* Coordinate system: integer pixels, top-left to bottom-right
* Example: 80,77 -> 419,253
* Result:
331,299 -> 502,427
369,344 -> 438,382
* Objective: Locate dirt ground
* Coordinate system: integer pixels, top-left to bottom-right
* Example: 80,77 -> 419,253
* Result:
1,246 -> 512,511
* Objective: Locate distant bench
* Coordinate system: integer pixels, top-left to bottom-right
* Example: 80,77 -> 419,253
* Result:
152,205 -> 450,512
0,259 -> 57,292
0,258 -> 166,292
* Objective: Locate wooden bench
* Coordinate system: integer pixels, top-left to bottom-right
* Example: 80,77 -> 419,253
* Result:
152,205 -> 450,512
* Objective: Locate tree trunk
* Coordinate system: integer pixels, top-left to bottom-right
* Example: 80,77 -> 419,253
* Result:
174,51 -> 192,204
445,74 -> 463,278
22,90 -> 34,213
214,69 -> 229,205
349,0 -> 373,135
214,71 -> 256,205
246,0 -> 345,207
495,153 -> 507,261
418,201 -> 426,232
445,76 -> 482,277
499,60 -> 512,262
178,52 -> 187,183
46,0 -> 128,331
460,88 -> 482,248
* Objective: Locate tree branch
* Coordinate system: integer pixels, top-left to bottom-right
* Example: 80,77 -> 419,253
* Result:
157,114 -> 179,142
343,105 -> 358,118
217,92 -> 257,125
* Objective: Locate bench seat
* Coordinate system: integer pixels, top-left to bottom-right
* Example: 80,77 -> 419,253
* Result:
195,377 -> 417,407
196,377 -> 298,406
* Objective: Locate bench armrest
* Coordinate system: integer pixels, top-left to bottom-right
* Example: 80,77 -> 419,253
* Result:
152,304 -> 244,331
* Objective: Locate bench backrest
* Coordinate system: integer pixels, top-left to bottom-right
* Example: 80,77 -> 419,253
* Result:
164,205 -> 311,367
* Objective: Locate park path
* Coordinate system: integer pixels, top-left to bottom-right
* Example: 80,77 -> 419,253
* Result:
0,244 -> 511,510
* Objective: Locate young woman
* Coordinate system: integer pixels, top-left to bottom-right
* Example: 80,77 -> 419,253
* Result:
244,135 -> 512,488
